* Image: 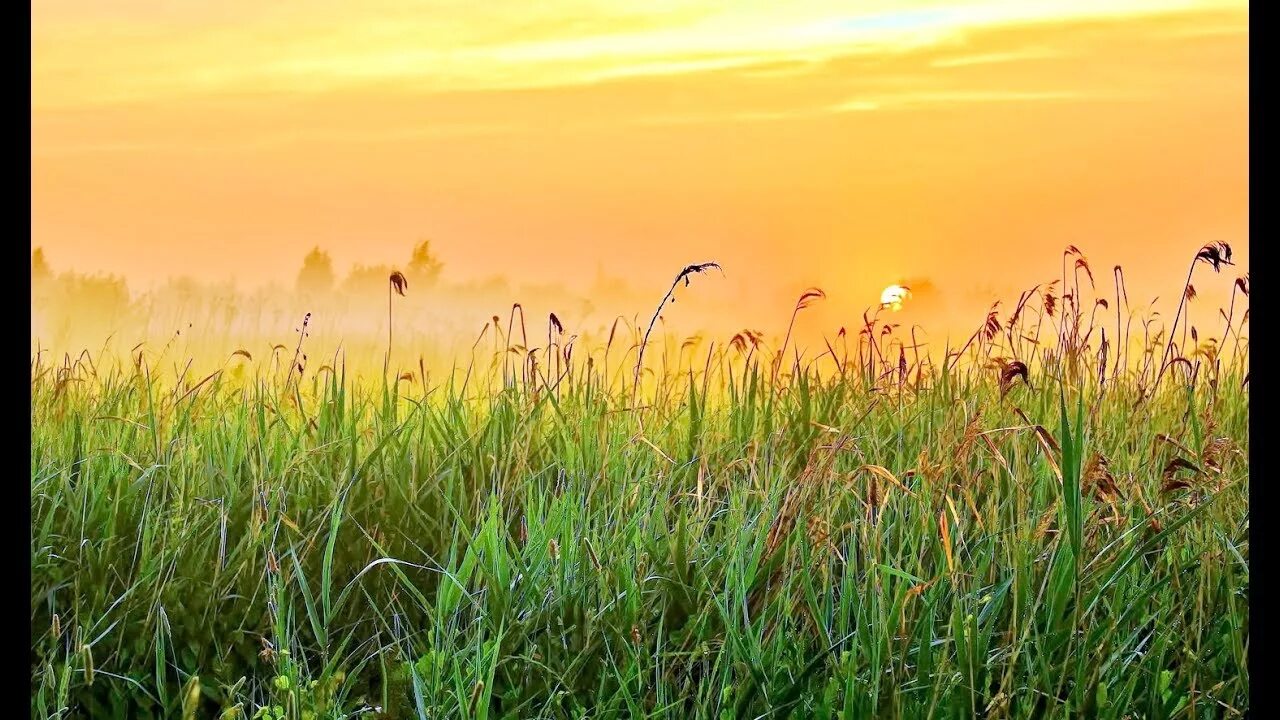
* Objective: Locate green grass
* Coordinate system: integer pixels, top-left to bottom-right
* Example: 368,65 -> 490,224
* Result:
31,329 -> 1248,719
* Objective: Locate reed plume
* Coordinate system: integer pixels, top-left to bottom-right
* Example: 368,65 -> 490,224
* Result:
632,262 -> 722,404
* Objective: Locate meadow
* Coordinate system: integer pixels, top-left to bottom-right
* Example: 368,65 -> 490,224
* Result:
31,247 -> 1248,719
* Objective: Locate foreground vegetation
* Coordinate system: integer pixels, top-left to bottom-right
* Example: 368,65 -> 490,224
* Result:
31,252 -> 1248,719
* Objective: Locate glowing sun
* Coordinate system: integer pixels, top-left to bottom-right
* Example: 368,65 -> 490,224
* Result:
880,285 -> 911,311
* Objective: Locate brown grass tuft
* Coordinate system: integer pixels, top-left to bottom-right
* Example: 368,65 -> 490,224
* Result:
1161,457 -> 1201,488
1200,437 -> 1237,474
1083,453 -> 1121,501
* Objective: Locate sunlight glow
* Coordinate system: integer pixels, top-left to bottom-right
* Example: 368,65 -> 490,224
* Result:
881,285 -> 911,311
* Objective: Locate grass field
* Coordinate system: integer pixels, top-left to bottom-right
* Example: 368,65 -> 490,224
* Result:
31,255 -> 1248,719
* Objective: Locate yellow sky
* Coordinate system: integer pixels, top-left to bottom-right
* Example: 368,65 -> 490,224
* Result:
32,0 -> 1247,337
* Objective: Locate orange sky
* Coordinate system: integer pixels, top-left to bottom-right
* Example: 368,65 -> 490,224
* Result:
32,0 -> 1247,338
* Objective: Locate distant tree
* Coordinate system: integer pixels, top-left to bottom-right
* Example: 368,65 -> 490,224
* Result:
337,240 -> 443,298
341,263 -> 394,297
407,239 -> 444,289
32,247 -> 51,284
62,272 -> 131,327
296,247 -> 336,296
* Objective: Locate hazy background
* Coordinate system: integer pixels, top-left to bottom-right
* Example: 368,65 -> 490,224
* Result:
32,0 -> 1247,368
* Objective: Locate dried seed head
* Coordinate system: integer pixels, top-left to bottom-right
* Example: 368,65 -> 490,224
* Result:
998,360 -> 1030,397
389,271 -> 408,296
1075,257 -> 1095,288
1083,453 -> 1121,501
1160,457 -> 1201,496
1195,242 -> 1233,272
676,262 -> 723,288
1201,437 -> 1235,473
796,287 -> 826,310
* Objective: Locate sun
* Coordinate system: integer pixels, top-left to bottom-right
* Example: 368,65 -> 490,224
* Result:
880,284 -> 911,311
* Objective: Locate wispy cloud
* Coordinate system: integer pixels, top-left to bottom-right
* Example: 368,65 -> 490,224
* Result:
33,0 -> 1245,108
830,90 -> 1081,113
931,48 -> 1061,67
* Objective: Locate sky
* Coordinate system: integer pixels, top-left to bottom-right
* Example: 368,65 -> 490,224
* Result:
32,0 -> 1248,341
